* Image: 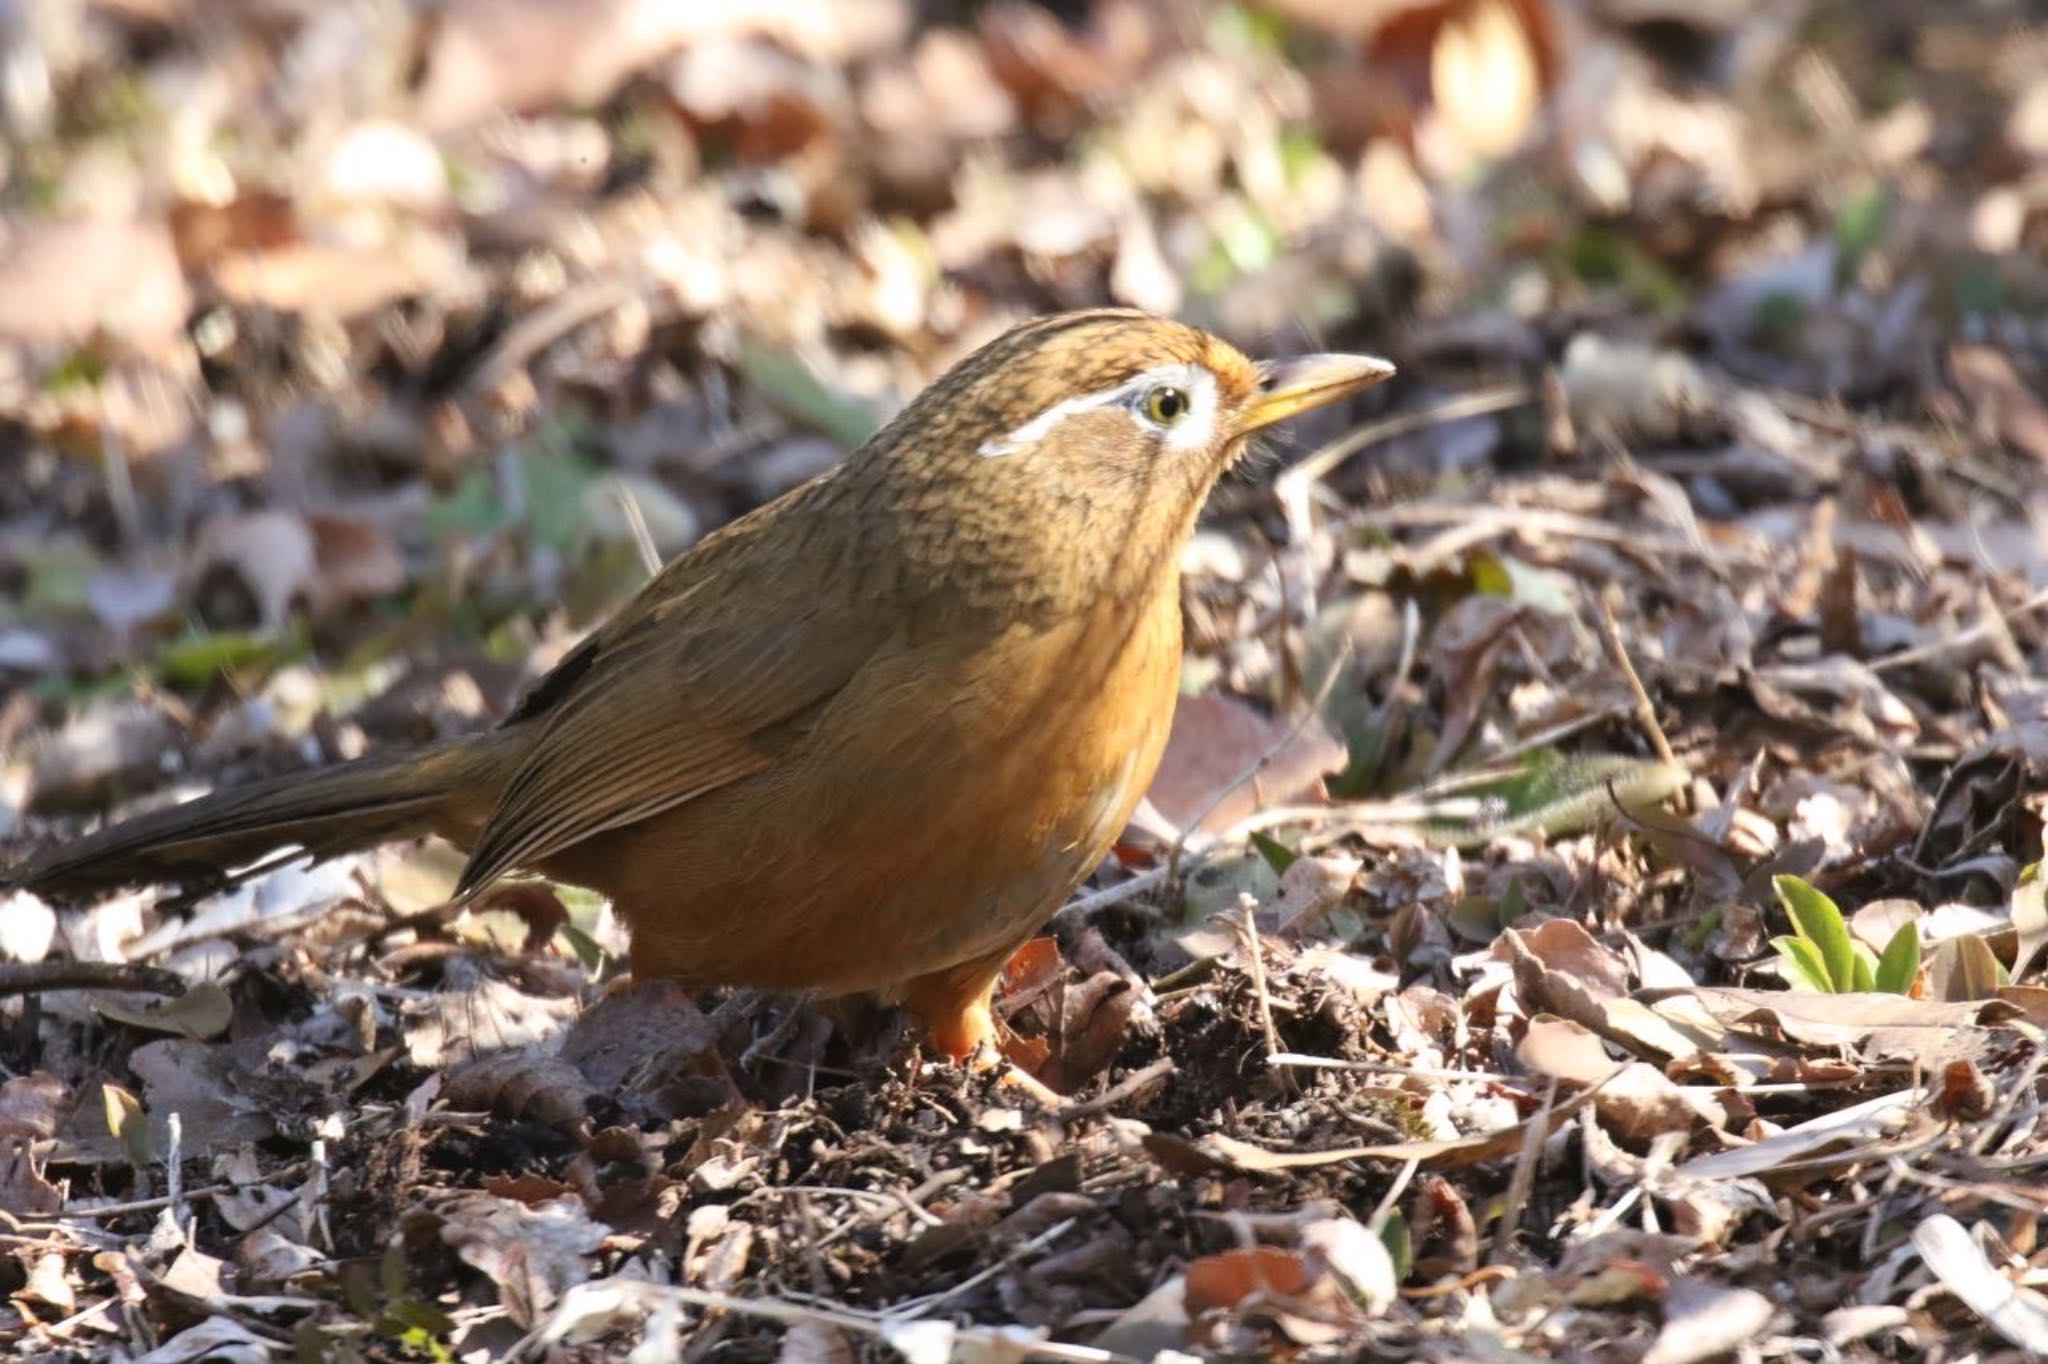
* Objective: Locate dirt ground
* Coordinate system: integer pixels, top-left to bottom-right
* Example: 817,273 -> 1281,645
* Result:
3,0 -> 2048,1359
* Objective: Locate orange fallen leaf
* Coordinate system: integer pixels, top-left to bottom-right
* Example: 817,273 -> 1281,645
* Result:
1184,1246 -> 1322,1313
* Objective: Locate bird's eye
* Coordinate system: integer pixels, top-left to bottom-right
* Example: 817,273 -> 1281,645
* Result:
1142,385 -> 1190,425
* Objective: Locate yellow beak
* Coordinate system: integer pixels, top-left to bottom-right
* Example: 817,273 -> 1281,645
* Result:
1235,353 -> 1396,435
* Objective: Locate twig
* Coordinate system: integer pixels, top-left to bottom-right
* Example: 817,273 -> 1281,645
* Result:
51,1163 -> 307,1221
0,961 -> 187,999
1591,591 -> 1677,768
888,1217 -> 1083,1320
1279,386 -> 1533,491
1052,866 -> 1171,925
1366,1158 -> 1421,1236
1373,596 -> 1421,737
1870,585 -> 2048,674
1056,1059 -> 1176,1120
1352,502 -> 1752,569
1237,895 -> 1281,1063
464,276 -> 635,397
519,1277 -> 1127,1363
1268,1053 -> 1521,1083
609,479 -> 664,578
1491,1079 -> 1557,1264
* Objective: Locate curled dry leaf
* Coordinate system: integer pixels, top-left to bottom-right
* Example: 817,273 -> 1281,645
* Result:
0,1072 -> 68,1141
1675,1089 -> 1917,1181
438,1192 -> 610,1327
556,978 -> 737,1119
1184,1245 -> 1322,1312
0,1137 -> 63,1217
129,1316 -> 275,1364
444,1050 -> 595,1125
1948,344 -> 2048,465
1641,1277 -> 1776,1364
1669,987 -> 2012,1066
1913,1214 -> 2048,1354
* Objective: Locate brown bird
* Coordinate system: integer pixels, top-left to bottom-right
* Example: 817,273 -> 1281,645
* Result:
8,311 -> 1391,1060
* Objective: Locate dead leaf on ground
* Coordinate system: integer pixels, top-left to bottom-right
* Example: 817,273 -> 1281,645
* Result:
1642,1277 -> 1776,1364
1139,692 -> 1346,840
436,1192 -> 610,1327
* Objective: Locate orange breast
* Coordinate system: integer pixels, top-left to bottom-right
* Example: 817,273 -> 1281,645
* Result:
543,581 -> 1184,995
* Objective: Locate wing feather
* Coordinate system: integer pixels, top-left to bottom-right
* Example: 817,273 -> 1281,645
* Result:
454,487 -> 882,897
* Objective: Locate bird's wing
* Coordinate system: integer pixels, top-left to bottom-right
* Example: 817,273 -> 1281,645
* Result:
453,502 -> 882,898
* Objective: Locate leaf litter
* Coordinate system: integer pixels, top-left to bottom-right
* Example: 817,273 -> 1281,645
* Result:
1,0 -> 2048,1360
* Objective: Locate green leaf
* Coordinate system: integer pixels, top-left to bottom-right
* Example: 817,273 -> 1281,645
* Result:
1772,934 -> 1833,993
736,344 -> 886,449
518,441 -> 600,554
1849,945 -> 1876,994
1834,184 -> 1892,282
557,921 -> 606,972
1440,752 -> 1688,845
1874,920 -> 1921,996
154,625 -> 306,689
1774,875 -> 1856,993
2011,848 -> 2047,980
102,1083 -> 149,1169
1250,831 -> 1298,874
1378,1209 -> 1411,1283
424,467 -> 508,540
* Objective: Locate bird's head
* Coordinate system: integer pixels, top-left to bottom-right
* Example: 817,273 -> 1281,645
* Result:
868,309 -> 1391,496
851,309 -> 1393,615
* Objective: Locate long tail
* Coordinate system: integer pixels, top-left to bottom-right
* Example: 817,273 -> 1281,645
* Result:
5,736 -> 508,902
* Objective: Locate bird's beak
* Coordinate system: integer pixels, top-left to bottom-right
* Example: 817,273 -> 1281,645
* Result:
1235,353 -> 1396,435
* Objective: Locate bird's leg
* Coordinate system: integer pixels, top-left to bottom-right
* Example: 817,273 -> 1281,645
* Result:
899,951 -> 1006,1061
899,948 -> 1065,1107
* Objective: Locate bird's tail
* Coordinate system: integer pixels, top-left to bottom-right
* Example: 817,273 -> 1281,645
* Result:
5,736 -> 507,902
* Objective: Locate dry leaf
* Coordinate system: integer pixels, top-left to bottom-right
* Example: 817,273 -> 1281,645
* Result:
1676,1089 -> 1917,1180
438,1192 -> 609,1327
1642,1278 -> 1776,1364
1185,1246 -> 1323,1312
1140,693 -> 1345,839
95,981 -> 234,1040
1914,1214 -> 2048,1353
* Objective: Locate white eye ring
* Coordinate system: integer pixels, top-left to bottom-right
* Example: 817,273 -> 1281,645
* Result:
977,363 -> 1218,457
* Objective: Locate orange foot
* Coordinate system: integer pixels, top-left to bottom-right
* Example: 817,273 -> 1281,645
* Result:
899,951 -> 1062,1107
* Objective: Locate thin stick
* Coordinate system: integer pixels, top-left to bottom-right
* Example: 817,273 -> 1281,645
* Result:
1870,585 -> 2048,674
1353,502 -> 1751,569
1491,1079 -> 1557,1264
1280,386 -> 1533,491
51,1163 -> 306,1221
521,1280 -> 1126,1363
1053,865 -> 1171,925
1056,1059 -> 1176,1120
1238,895 -> 1281,1062
464,276 -> 634,397
610,480 -> 664,578
1367,1158 -> 1421,1235
1592,593 -> 1677,768
0,961 -> 188,999
1268,1053 -> 1521,1083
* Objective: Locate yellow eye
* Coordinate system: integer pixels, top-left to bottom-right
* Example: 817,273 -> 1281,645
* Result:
1143,385 -> 1190,425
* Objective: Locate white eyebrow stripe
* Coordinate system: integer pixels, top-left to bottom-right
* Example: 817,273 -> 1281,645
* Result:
976,363 -> 1213,458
